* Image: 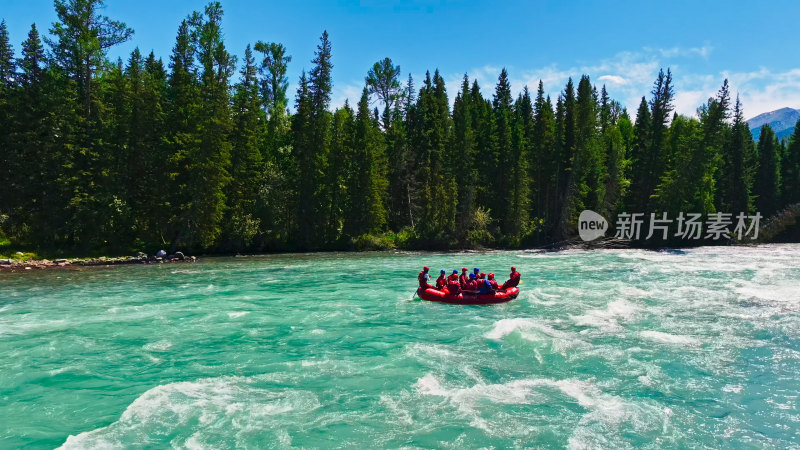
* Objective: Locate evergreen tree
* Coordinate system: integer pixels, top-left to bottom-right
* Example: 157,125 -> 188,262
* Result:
225,44 -> 265,249
47,0 -> 134,250
694,80 -> 730,214
471,79 -> 495,223
754,125 -> 781,217
409,70 -> 454,238
385,85 -> 411,230
782,120 -> 800,207
600,121 -> 628,217
599,85 -> 612,133
505,88 -> 532,241
326,102 -> 355,242
291,71 -> 313,246
452,75 -> 477,240
343,88 -> 388,238
553,78 -> 576,239
0,20 -> 18,229
566,75 -> 600,225
10,24 -> 78,244
166,19 -> 200,248
365,57 -> 402,129
293,31 -> 333,249
629,69 -> 673,212
48,0 -> 134,119
135,51 -> 170,244
652,115 -> 704,216
98,58 -> 136,248
530,82 -> 557,235
253,40 -> 292,247
628,97 -> 651,211
177,3 -> 235,248
726,95 -> 755,214
491,69 -> 513,233
254,41 -> 291,121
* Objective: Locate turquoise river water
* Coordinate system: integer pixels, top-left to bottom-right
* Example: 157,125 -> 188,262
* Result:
1,245 -> 800,448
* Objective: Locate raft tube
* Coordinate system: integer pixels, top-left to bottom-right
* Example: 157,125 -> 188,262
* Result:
416,287 -> 519,305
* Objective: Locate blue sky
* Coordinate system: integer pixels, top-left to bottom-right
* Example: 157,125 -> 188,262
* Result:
3,0 -> 799,118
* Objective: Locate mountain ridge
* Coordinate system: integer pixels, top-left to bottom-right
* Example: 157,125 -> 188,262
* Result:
747,107 -> 799,141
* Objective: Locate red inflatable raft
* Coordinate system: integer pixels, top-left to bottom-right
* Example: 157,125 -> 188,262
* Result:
416,287 -> 519,305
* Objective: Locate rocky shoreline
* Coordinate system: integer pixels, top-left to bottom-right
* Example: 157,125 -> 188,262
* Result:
0,252 -> 197,273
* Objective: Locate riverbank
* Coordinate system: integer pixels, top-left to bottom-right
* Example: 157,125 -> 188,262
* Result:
0,252 -> 197,273
0,236 -> 756,273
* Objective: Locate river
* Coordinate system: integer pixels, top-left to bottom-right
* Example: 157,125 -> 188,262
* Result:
1,245 -> 799,448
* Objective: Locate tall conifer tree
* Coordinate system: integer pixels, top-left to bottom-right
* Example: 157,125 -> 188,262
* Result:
754,125 -> 781,217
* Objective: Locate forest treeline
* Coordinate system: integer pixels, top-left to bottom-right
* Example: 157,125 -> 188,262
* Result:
1,1 -> 800,254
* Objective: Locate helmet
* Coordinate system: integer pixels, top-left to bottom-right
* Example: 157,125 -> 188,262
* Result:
453,269 -> 459,274
480,272 -> 486,278
461,267 -> 467,272
511,266 -> 516,271
488,273 -> 495,279
473,268 -> 480,273
469,273 -> 476,279
423,266 -> 429,271
440,269 -> 446,274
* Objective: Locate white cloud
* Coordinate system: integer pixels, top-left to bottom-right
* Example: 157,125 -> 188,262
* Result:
598,75 -> 628,85
652,45 -> 713,60
331,82 -> 363,109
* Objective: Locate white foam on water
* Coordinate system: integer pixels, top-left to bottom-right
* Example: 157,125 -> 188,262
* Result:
571,299 -> 639,333
618,286 -> 650,298
415,373 -> 546,409
486,318 -> 591,355
415,373 -> 666,442
406,342 -> 459,359
722,385 -> 743,394
310,329 -> 325,335
378,394 -> 414,426
142,340 -> 172,352
485,318 -> 541,340
0,318 -> 68,337
58,376 -> 320,449
227,311 -> 249,318
736,281 -> 800,306
639,330 -> 701,347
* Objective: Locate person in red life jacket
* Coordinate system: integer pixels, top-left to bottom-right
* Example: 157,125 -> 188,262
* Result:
447,270 -> 461,294
459,268 -> 469,288
418,266 -> 434,289
435,270 -> 447,290
501,266 -> 521,290
462,273 -> 479,293
487,273 -> 500,290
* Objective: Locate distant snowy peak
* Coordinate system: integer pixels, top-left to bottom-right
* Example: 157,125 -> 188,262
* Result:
747,107 -> 799,141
